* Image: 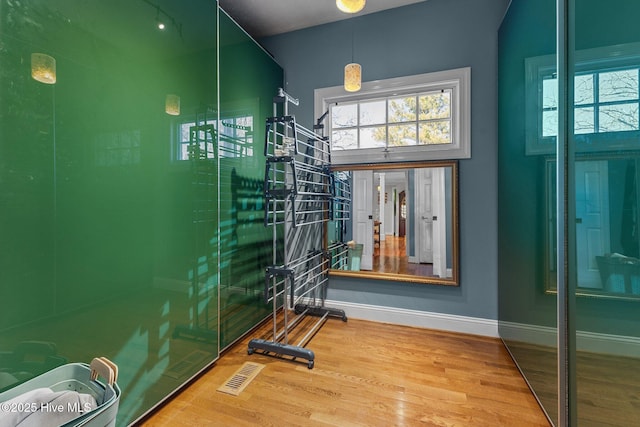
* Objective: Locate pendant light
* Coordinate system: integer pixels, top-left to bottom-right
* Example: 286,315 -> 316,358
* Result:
165,94 -> 181,116
344,63 -> 361,92
31,53 -> 56,84
336,0 -> 366,14
343,10 -> 362,92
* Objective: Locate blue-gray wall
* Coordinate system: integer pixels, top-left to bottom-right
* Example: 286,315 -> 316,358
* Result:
261,0 -> 510,321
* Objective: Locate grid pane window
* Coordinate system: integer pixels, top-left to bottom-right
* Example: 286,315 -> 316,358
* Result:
178,121 -> 216,160
332,128 -> 358,150
219,115 -> 254,158
541,68 -> 640,138
600,104 -> 639,132
388,123 -> 417,146
599,70 -> 638,102
332,104 -> 358,128
575,74 -> 594,105
419,90 -> 451,120
360,126 -> 387,148
574,107 -> 595,134
420,120 -> 451,144
359,100 -> 386,125
330,89 -> 453,151
388,96 -> 417,122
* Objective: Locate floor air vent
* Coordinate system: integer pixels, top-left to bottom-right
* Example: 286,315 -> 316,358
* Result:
217,362 -> 265,396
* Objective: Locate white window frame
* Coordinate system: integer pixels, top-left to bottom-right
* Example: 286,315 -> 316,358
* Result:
314,67 -> 471,165
525,42 -> 640,155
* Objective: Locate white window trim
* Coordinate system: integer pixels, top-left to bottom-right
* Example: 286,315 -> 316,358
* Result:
314,67 -> 471,165
525,42 -> 640,156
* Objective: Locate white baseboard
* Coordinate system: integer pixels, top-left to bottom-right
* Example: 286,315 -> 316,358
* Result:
499,321 -> 557,347
323,299 -> 499,337
320,301 -> 640,357
500,321 -> 640,358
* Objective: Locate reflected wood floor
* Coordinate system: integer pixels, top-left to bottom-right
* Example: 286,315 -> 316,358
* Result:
141,318 -> 549,427
506,340 -> 640,427
373,235 -> 433,276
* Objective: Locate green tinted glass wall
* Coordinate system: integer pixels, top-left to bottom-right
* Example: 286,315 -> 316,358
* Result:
218,11 -> 283,349
497,0 -> 558,424
0,1 -> 281,425
500,1 -> 640,425
571,0 -> 640,424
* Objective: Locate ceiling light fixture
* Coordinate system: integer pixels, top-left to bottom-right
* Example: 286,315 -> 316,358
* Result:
336,0 -> 366,14
143,0 -> 182,37
156,6 -> 165,30
344,63 -> 361,92
343,10 -> 362,92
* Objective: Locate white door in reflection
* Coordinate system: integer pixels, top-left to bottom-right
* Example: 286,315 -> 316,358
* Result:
432,167 -> 448,277
416,168 -> 434,263
353,170 -> 374,270
576,160 -> 611,288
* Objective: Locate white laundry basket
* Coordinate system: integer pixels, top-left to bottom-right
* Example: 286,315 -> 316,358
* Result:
0,357 -> 120,427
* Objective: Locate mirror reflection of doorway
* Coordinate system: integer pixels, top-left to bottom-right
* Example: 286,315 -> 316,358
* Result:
327,161 -> 458,285
369,169 -> 445,277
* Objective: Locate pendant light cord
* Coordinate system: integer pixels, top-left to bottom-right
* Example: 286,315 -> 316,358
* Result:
351,17 -> 355,63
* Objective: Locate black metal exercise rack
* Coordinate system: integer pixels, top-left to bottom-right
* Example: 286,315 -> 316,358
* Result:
248,89 -> 347,369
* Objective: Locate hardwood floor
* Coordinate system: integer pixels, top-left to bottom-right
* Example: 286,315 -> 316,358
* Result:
373,235 -> 433,276
505,340 -> 640,427
141,317 -> 549,426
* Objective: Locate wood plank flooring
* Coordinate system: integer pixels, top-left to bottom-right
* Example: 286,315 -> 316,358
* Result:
373,235 -> 433,276
141,317 -> 549,427
505,340 -> 640,427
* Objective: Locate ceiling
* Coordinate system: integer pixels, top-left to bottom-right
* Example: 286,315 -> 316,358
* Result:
218,0 -> 428,39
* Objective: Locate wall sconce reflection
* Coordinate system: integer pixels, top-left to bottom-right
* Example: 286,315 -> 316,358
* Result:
31,53 -> 56,84
165,94 -> 180,115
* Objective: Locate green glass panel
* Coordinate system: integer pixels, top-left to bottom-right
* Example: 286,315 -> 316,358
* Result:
0,1 -> 219,424
498,0 -> 558,424
501,1 -> 640,425
0,1 -> 280,425
573,0 -> 640,425
218,11 -> 283,349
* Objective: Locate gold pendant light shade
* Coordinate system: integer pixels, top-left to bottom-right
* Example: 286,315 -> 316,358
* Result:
336,0 -> 366,14
344,63 -> 362,92
31,53 -> 56,84
165,94 -> 181,116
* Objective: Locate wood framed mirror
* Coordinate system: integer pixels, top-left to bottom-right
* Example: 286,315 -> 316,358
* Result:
326,160 -> 459,285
